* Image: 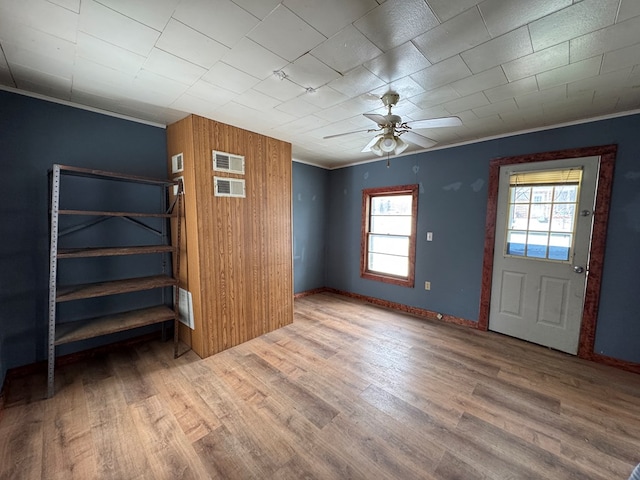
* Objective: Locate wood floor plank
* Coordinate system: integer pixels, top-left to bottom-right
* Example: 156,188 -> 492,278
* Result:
41,366 -> 96,480
1,292 -> 639,479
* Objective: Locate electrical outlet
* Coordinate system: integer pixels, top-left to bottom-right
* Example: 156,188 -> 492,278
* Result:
424,281 -> 431,290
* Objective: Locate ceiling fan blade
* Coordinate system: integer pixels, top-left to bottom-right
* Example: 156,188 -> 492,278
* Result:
406,116 -> 462,129
402,131 -> 437,149
363,113 -> 387,125
361,135 -> 382,152
323,128 -> 374,140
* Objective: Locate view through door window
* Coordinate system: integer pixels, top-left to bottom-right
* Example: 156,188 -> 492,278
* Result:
506,169 -> 582,262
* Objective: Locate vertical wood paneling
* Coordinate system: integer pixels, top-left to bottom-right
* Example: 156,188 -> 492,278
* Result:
167,115 -> 293,358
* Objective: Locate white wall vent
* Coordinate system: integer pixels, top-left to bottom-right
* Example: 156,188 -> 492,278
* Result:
214,176 -> 245,198
213,150 -> 244,174
171,153 -> 184,173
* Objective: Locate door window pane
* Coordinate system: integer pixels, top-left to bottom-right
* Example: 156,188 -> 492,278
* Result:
505,174 -> 581,262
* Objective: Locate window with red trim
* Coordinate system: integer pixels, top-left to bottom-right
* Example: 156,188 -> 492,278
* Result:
361,184 -> 418,287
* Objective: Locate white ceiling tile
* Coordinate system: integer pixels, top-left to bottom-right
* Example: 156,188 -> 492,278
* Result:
284,0 -> 378,37
156,19 -> 229,70
528,0 -> 618,51
77,32 -> 145,75
515,85 -> 567,108
472,98 -> 519,118
233,88 -> 281,111
279,115 -> 329,134
310,25 -> 382,75
276,96 -> 320,116
413,7 -> 490,64
0,49 -> 8,69
363,42 -> 431,83
230,0 -> 280,19
11,63 -> 72,96
328,66 -> 385,98
316,96 -> 378,122
132,69 -> 189,104
602,44 -> 640,74
425,0 -> 480,22
48,0 -> 80,13
253,75 -> 306,102
0,0 -> 78,43
173,0 -> 259,48
410,55 -> 472,91
79,0 -> 159,56
303,86 -> 349,108
171,93 -> 224,118
186,78 -> 236,101
442,91 -> 489,114
73,56 -> 135,92
0,16 -> 76,60
484,76 -> 539,102
370,76 -> 425,99
450,66 -> 507,96
2,41 -> 74,79
617,0 -> 640,23
502,43 -> 569,82
143,48 -> 206,85
94,0 -> 180,30
404,105 -> 452,121
479,0 -> 571,38
221,37 -> 288,80
409,85 -> 460,109
247,5 -> 325,62
460,26 -> 533,74
570,15 -> 640,63
354,0 -> 440,51
536,55 -> 602,90
287,54 -> 341,89
202,62 -> 259,94
567,67 -> 633,97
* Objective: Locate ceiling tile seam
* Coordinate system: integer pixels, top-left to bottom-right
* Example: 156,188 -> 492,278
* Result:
0,44 -> 17,87
475,4 -> 492,39
613,0 -> 623,23
243,4 -> 328,62
90,0 -> 162,36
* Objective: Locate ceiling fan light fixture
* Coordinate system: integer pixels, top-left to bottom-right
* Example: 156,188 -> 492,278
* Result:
394,136 -> 409,155
380,134 -> 397,153
370,137 -> 384,156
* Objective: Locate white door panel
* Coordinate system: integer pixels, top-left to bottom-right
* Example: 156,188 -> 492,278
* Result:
489,156 -> 599,354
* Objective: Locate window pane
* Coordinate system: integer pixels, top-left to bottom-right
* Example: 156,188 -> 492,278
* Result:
528,204 -> 551,231
369,234 -> 409,256
549,233 -> 572,261
526,232 -> 548,258
506,231 -> 526,256
554,185 -> 578,202
531,186 -> 553,203
509,204 -> 529,230
368,252 -> 409,277
370,215 -> 412,235
512,186 -> 530,203
550,204 -> 575,232
371,195 -> 412,215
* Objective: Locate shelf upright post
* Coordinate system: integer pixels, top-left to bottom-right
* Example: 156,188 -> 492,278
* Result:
47,164 -> 61,398
173,179 -> 183,358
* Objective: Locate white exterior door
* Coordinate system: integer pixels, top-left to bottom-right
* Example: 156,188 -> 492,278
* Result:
489,156 -> 599,354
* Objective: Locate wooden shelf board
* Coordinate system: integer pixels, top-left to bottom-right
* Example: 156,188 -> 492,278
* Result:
56,275 -> 177,302
55,305 -> 176,345
58,245 -> 175,258
56,164 -> 177,186
58,209 -> 173,218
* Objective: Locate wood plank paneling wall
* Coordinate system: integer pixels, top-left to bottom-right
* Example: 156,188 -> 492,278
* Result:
167,115 -> 293,358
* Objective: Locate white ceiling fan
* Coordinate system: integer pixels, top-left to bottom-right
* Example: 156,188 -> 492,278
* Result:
323,92 -> 462,157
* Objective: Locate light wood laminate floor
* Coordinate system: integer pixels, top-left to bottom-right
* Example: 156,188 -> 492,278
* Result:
1,292 -> 639,479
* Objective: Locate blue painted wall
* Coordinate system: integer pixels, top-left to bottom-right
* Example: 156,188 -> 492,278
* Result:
292,162 -> 329,293
0,90 -> 168,389
325,113 -> 640,364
